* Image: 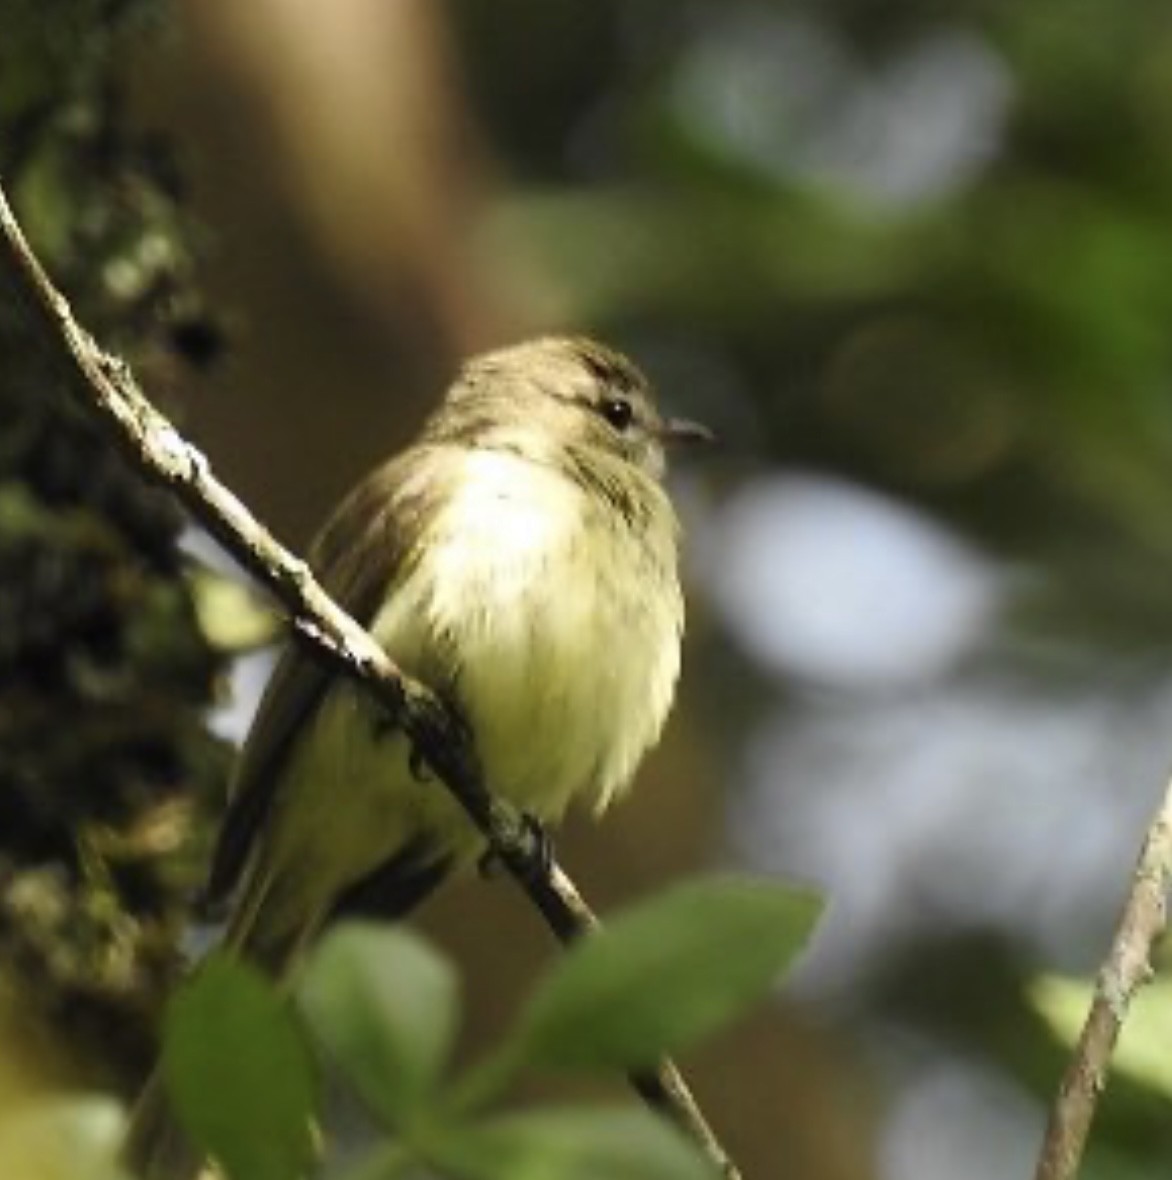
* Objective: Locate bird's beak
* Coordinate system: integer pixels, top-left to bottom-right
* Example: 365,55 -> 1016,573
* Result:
662,417 -> 716,446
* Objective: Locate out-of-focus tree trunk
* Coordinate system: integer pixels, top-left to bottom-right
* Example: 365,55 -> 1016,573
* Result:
0,0 -> 227,1092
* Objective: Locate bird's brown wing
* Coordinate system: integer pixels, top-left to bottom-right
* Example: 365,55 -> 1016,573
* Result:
201,445 -> 446,912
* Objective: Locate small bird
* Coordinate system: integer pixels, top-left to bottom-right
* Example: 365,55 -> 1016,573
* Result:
125,336 -> 709,1176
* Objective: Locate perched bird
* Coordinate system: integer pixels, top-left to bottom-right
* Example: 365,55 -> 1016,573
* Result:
125,336 -> 709,1177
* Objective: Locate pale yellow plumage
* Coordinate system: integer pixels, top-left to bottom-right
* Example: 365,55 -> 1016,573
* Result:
234,444 -> 682,956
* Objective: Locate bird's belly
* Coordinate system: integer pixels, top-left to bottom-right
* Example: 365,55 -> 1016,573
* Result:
266,460 -> 682,916
375,471 -> 682,820
456,564 -> 672,818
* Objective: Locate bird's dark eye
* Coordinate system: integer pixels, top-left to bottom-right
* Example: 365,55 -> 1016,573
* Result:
598,397 -> 634,431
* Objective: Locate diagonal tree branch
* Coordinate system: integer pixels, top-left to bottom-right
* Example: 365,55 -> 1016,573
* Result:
0,178 -> 741,1180
1033,773 -> 1172,1180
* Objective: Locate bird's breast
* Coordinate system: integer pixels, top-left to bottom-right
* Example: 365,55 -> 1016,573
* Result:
373,450 -> 683,819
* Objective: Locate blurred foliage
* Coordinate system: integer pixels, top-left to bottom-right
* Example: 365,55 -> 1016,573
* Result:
188,570 -> 279,655
453,0 -> 1172,650
1032,975 -> 1172,1101
163,876 -> 820,1180
442,3 -> 1172,1175
0,0 -> 227,1089
7,0 -> 1172,1177
1029,972 -> 1172,1167
0,1094 -> 129,1180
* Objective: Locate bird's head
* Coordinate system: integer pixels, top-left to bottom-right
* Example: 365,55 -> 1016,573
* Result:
431,337 -> 712,482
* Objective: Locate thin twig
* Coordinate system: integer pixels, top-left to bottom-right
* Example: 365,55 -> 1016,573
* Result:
0,179 -> 740,1180
1033,774 -> 1172,1180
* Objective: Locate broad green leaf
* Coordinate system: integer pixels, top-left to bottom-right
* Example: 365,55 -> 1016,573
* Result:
298,923 -> 459,1126
433,1106 -> 717,1180
1030,974 -> 1172,1098
163,954 -> 317,1180
516,875 -> 822,1070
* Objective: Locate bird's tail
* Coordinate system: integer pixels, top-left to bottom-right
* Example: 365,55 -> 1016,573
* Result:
221,838 -> 453,975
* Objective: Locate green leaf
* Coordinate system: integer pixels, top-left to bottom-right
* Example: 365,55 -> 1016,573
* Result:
298,922 -> 459,1127
516,875 -> 822,1071
189,568 -> 281,652
163,954 -> 317,1180
1030,974 -> 1172,1099
332,1142 -> 417,1180
434,1106 -> 717,1180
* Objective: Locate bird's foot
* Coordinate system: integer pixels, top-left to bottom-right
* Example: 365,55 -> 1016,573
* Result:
368,703 -> 435,783
404,691 -> 472,784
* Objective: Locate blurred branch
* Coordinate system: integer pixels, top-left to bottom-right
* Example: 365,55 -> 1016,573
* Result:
0,177 -> 742,1180
1033,775 -> 1172,1180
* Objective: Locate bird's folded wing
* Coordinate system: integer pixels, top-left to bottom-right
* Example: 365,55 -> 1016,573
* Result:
201,445 -> 445,911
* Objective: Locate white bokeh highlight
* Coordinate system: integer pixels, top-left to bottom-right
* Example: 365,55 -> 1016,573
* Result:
705,472 -> 1002,690
671,13 -> 1012,207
